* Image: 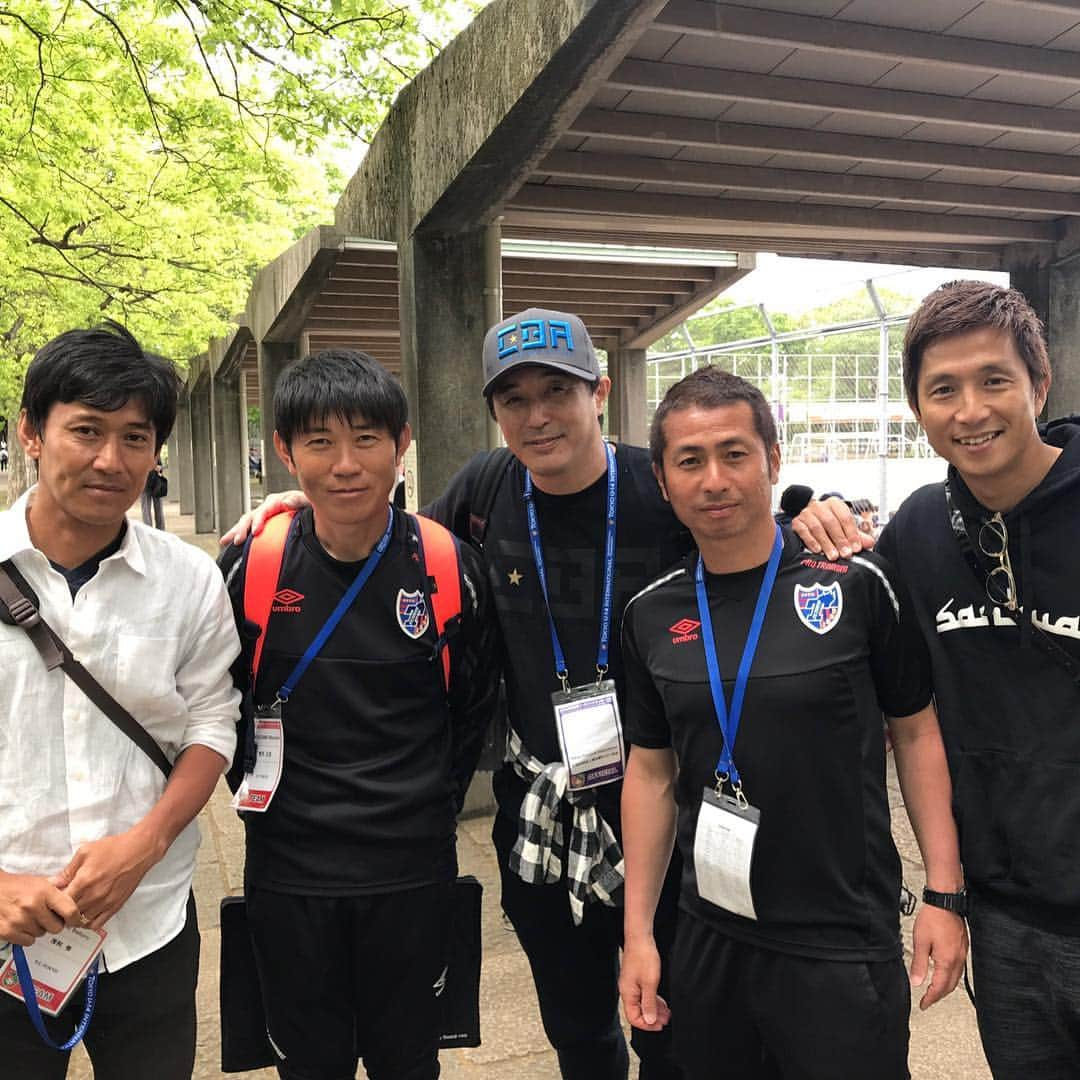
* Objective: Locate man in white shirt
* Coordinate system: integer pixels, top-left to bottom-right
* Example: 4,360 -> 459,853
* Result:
0,322 -> 240,1079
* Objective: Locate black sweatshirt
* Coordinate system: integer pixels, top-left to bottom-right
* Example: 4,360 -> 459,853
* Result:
878,417 -> 1080,931
220,508 -> 499,895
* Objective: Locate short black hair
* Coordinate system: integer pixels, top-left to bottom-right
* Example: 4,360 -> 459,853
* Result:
903,280 -> 1050,410
21,321 -> 181,451
274,349 -> 408,450
650,365 -> 778,469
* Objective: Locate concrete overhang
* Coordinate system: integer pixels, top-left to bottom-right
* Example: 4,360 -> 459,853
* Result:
187,226 -> 753,393
334,0 -> 1080,274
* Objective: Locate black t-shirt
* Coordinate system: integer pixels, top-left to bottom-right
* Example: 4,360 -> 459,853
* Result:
622,529 -> 931,960
425,444 -> 692,829
220,508 -> 498,895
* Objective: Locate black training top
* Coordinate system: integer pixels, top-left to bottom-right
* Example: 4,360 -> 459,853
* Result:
623,528 -> 931,960
878,419 -> 1080,931
220,507 -> 498,896
425,443 -> 692,830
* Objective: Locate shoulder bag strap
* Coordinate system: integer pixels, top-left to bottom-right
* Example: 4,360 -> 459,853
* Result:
415,515 -> 462,687
0,559 -> 172,777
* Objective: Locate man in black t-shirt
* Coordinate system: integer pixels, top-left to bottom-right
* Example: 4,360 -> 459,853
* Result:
619,367 -> 966,1080
219,350 -> 497,1080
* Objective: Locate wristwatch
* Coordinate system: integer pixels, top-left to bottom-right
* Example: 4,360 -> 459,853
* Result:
922,887 -> 968,916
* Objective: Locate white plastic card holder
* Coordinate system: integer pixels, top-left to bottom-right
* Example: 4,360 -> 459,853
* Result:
694,787 -> 760,921
231,703 -> 284,813
552,680 -> 626,790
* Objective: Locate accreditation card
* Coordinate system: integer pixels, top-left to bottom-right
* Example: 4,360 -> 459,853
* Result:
231,701 -> 284,813
552,679 -> 625,790
694,787 -> 760,921
0,926 -> 106,1017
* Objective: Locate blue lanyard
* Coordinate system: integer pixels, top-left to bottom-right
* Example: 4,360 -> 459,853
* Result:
277,506 -> 395,702
13,947 -> 98,1050
695,524 -> 783,792
524,442 -> 618,690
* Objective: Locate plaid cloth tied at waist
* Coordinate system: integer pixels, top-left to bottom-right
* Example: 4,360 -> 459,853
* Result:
506,727 -> 624,926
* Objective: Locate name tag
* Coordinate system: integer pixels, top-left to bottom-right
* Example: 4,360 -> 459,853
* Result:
0,926 -> 106,1017
231,702 -> 284,813
694,787 -> 760,921
552,680 -> 625,790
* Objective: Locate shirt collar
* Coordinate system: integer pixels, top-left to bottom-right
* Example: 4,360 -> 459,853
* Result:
0,485 -> 147,576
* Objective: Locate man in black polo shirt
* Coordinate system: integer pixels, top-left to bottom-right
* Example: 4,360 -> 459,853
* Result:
619,367 -> 967,1079
219,350 -> 497,1080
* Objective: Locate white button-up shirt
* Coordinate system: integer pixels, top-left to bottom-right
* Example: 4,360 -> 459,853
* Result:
0,488 -> 239,970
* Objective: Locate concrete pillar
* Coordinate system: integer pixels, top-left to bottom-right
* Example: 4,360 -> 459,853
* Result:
213,372 -> 245,534
175,394 -> 195,516
1007,258 -> 1051,339
190,381 -> 216,533
608,348 -> 649,448
239,370 -> 252,515
1048,260 -> 1080,418
399,227 -> 489,504
257,341 -> 296,494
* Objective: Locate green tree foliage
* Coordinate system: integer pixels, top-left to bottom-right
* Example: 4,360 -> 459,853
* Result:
0,0 -> 480,423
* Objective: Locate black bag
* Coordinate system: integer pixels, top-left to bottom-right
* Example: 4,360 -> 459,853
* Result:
219,876 -> 483,1073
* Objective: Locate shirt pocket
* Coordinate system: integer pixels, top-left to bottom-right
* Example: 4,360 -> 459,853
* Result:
115,634 -> 184,724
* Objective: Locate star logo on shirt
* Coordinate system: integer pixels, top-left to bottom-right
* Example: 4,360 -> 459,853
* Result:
507,568 -> 523,586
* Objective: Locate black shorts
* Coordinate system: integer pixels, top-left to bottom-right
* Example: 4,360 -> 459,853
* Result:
246,882 -> 452,1080
669,912 -> 910,1080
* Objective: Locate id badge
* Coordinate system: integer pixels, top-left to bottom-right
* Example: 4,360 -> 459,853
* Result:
231,701 -> 284,813
693,787 -> 760,921
0,926 -> 106,1017
552,679 -> 625,790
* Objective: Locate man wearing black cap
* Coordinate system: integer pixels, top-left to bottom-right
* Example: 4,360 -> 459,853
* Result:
225,308 -> 860,1080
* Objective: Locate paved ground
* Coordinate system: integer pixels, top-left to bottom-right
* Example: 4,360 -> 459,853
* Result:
48,492 -> 990,1079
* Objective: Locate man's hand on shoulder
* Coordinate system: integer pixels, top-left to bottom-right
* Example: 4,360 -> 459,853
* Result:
791,497 -> 874,560
52,825 -> 165,931
0,870 -> 83,945
220,490 -> 308,547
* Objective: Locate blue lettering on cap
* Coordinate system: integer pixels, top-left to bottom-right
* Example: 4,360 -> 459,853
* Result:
548,320 -> 574,351
497,324 -> 520,359
520,319 -> 546,350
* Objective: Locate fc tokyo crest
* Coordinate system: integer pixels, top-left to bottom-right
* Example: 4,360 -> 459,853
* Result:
396,589 -> 430,639
794,582 -> 843,635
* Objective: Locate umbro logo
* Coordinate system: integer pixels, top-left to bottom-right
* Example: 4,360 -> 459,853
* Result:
272,588 -> 304,613
669,618 -> 701,644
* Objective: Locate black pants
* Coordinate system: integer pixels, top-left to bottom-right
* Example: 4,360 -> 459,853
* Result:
493,808 -> 683,1080
0,893 -> 199,1080
968,892 -> 1080,1079
246,882 -> 452,1080
669,912 -> 910,1080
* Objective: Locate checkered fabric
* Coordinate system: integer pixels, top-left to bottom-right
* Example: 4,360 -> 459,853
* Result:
506,727 -> 625,926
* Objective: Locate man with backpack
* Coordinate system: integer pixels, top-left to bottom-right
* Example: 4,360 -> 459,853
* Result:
218,348 -> 498,1080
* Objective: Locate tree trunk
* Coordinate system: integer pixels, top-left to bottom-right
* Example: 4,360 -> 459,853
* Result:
5,417 -> 32,506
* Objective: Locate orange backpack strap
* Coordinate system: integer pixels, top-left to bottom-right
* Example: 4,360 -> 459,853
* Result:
415,515 -> 462,687
242,511 -> 296,682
